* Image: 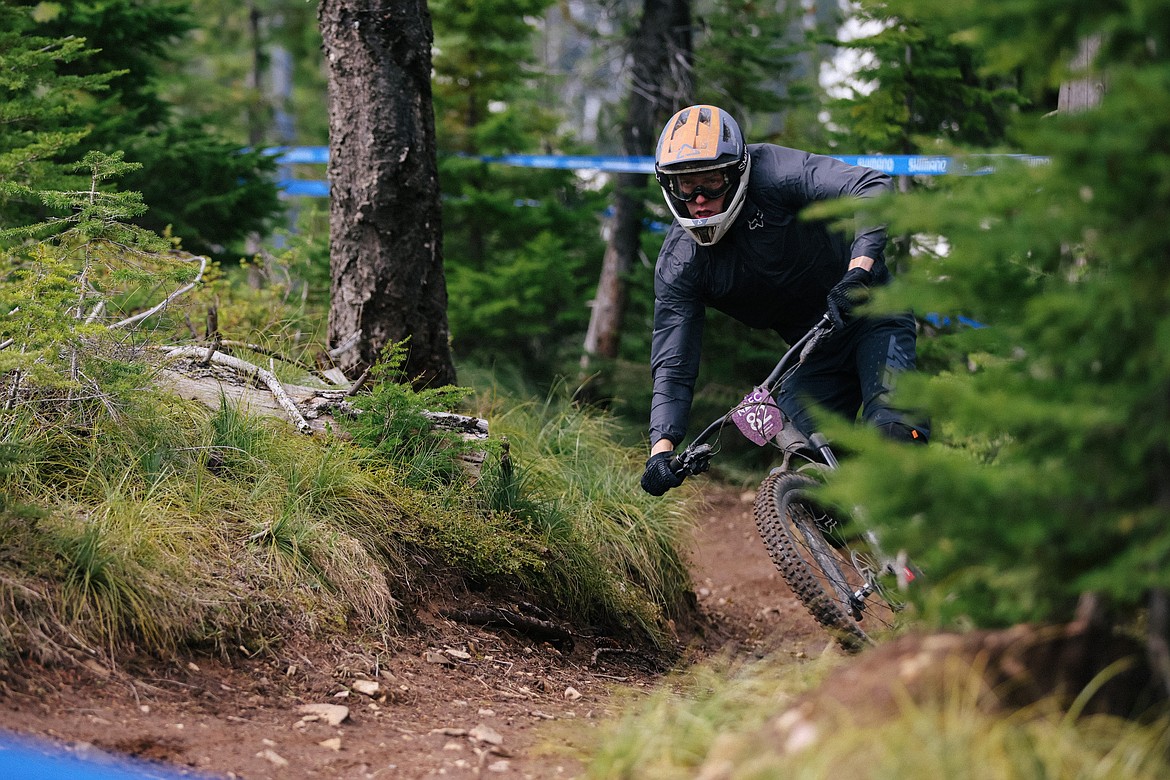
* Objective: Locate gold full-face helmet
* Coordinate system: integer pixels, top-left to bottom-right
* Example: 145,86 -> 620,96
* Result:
654,105 -> 751,246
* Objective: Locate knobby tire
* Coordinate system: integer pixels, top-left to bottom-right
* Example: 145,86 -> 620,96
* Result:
753,471 -> 898,652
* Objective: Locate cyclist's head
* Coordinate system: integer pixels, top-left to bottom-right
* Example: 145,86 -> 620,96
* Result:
654,105 -> 750,247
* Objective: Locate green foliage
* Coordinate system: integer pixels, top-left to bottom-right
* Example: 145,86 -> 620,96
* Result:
0,351 -> 698,660
431,0 -> 610,383
0,151 -> 200,395
118,120 -> 281,255
445,213 -> 605,377
162,0 -> 330,146
588,656 -> 834,777
0,1 -> 114,220
0,395 -> 402,657
472,381 -> 695,643
342,341 -> 481,489
816,0 -> 1170,631
8,0 -> 284,260
830,13 -> 1023,153
694,0 -> 814,131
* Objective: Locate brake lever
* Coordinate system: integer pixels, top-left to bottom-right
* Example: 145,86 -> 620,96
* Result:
671,443 -> 713,477
799,318 -> 834,363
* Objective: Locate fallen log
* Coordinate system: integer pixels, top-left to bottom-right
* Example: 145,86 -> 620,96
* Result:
153,352 -> 493,479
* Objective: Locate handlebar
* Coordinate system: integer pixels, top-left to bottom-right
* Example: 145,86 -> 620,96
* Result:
670,313 -> 835,477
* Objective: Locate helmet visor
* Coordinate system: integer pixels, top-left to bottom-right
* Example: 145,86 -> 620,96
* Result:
664,170 -> 734,202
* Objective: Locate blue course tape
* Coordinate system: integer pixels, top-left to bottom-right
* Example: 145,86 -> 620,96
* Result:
272,148 -> 1047,196
0,733 -> 195,779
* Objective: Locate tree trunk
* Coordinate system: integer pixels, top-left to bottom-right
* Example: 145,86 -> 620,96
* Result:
1057,35 -> 1103,113
318,0 -> 456,389
581,0 -> 693,372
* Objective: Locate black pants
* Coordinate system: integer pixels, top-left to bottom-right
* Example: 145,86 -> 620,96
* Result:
776,313 -> 929,443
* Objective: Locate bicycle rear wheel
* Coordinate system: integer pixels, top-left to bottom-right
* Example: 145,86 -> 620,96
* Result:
754,471 -> 900,651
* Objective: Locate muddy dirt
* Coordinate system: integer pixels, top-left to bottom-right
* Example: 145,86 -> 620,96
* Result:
0,484 -> 835,779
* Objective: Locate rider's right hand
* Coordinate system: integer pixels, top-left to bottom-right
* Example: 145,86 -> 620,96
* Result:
640,452 -> 685,496
826,266 -> 873,329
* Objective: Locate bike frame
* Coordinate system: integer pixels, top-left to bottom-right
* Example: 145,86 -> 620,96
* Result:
671,313 -> 837,477
669,312 -> 916,629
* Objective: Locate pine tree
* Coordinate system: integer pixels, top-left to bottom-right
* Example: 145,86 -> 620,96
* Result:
820,0 -> 1170,685
0,2 -> 113,226
829,12 -> 1022,154
11,0 -> 282,260
430,0 -> 608,380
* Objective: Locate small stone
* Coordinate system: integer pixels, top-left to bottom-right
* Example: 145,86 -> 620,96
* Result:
297,703 -> 350,726
256,749 -> 288,767
318,737 -> 342,751
351,679 -> 380,697
563,687 -> 582,701
469,724 -> 503,746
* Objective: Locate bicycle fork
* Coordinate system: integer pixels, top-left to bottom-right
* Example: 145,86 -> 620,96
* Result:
850,529 -> 917,617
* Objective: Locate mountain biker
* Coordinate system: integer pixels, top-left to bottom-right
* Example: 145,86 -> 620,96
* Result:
641,104 -> 929,497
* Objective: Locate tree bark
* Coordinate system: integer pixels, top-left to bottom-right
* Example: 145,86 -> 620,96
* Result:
581,0 -> 693,370
319,0 -> 456,389
1057,35 -> 1104,113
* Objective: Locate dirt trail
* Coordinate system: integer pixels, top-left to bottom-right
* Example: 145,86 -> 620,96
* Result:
0,485 -> 831,779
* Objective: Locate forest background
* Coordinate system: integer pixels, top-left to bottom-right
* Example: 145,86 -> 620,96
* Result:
2,0 -> 1170,775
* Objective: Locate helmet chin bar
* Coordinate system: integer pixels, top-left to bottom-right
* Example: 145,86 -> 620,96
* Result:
690,225 -> 718,245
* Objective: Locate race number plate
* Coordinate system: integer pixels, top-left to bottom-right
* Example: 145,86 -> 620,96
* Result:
731,387 -> 782,446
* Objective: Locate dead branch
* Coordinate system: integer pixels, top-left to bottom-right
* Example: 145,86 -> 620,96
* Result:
210,339 -> 333,384
442,606 -> 574,652
110,254 -> 208,330
159,346 -> 312,433
152,347 -> 494,481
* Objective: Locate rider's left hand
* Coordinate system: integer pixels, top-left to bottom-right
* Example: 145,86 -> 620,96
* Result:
826,267 -> 873,329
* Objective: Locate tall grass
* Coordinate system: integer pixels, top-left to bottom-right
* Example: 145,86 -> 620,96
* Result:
0,392 -> 405,661
0,358 -> 702,665
470,378 -> 697,646
585,653 -> 1170,779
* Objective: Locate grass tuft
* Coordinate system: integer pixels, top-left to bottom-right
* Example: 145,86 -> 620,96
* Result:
585,652 -> 1170,779
0,358 -> 700,664
470,383 -> 697,646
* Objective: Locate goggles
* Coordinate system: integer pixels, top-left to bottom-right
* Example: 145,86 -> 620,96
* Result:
666,171 -> 734,202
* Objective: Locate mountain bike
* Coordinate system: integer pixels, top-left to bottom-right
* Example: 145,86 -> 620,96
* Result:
670,314 -> 916,651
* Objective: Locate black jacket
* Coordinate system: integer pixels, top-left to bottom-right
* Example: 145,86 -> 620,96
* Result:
649,144 -> 893,447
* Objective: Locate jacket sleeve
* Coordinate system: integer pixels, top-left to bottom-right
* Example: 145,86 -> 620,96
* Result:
800,152 -> 893,265
649,263 -> 705,448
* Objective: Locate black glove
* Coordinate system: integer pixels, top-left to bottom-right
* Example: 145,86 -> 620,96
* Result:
826,266 -> 873,330
640,452 -> 685,496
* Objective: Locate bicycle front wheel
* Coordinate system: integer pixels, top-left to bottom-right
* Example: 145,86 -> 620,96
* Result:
754,471 -> 900,652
